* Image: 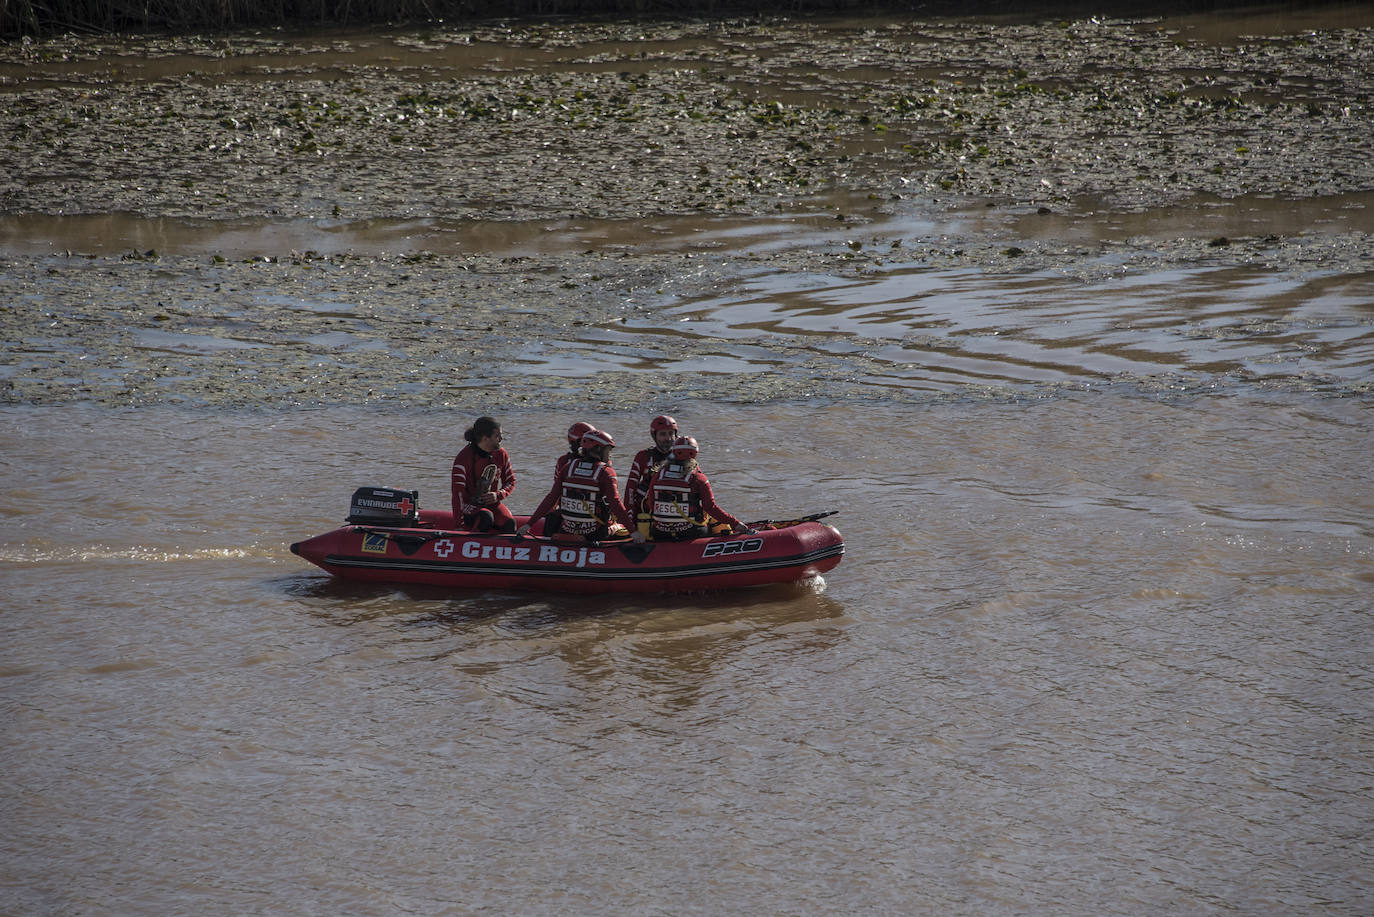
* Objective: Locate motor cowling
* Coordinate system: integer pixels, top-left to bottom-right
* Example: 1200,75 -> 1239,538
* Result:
345,487 -> 419,526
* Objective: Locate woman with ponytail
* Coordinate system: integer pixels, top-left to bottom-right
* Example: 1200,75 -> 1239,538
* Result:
451,415 -> 517,533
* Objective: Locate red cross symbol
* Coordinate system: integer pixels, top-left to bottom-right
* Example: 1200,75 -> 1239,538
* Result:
398,497 -> 414,515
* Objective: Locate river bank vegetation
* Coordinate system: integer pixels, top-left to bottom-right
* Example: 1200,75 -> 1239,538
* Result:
0,0 -> 1332,40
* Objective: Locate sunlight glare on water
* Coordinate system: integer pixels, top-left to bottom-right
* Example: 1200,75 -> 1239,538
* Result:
523,262 -> 1374,392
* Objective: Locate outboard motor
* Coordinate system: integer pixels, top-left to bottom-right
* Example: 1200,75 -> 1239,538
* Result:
346,487 -> 420,527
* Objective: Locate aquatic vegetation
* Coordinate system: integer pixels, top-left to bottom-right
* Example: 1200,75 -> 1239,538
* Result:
1,16 -> 1370,220
0,9 -> 1371,417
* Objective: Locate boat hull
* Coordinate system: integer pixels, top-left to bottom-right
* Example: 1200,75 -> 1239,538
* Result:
290,516 -> 843,594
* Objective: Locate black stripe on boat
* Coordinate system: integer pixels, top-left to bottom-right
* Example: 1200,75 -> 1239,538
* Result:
319,543 -> 843,581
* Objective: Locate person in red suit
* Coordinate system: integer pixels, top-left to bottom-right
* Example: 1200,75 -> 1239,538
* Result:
623,414 -> 678,518
539,419 -> 594,537
646,436 -> 754,541
519,430 -> 645,543
556,420 -> 595,478
451,415 -> 517,533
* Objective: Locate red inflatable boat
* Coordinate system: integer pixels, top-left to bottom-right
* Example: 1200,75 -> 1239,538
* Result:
290,489 -> 843,594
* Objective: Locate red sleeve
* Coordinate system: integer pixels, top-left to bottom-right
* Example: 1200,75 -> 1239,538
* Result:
623,449 -> 648,508
526,481 -> 561,527
599,467 -> 637,530
694,472 -> 742,529
496,449 -> 516,501
527,457 -> 568,526
451,446 -> 472,519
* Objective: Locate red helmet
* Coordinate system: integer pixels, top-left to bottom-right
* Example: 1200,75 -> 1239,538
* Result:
567,420 -> 594,447
581,429 -> 615,451
671,435 -> 698,460
650,414 -> 678,435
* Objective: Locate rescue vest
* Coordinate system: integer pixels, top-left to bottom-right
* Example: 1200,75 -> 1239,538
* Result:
559,458 -> 612,535
630,447 -> 672,513
649,461 -> 702,533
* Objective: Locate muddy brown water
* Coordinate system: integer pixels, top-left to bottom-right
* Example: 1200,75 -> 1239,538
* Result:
4,397 -> 1371,914
3,7 -> 1373,916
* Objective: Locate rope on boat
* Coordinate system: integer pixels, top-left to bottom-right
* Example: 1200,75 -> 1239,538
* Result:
744,510 -> 838,529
